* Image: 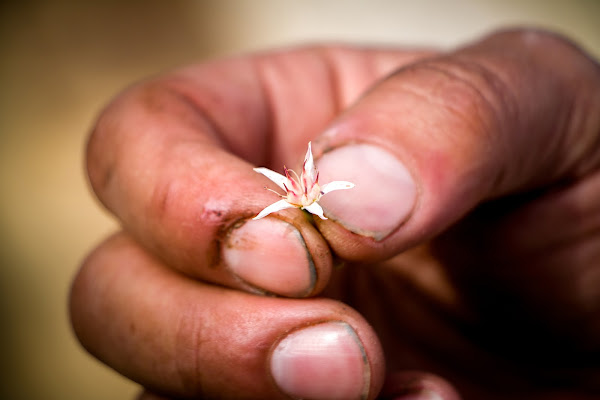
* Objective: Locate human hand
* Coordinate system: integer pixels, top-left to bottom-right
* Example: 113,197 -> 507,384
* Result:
70,29 -> 600,399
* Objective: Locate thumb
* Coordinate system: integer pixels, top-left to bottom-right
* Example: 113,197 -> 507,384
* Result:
310,29 -> 600,261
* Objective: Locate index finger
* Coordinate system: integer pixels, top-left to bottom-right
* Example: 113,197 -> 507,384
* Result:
86,46 -> 433,297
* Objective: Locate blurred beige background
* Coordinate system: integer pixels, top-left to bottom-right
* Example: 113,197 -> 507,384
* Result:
0,1 -> 598,399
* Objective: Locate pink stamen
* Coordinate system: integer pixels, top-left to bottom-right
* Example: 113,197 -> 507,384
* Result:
265,187 -> 285,198
252,142 -> 354,220
290,168 -> 302,183
282,167 -> 299,193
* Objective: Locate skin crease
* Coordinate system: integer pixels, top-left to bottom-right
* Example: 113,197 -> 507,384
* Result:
71,29 -> 600,400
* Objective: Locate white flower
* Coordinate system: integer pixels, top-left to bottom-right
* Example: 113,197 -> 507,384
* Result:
253,142 -> 354,220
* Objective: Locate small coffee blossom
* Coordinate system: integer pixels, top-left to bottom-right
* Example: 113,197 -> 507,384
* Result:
253,142 -> 354,220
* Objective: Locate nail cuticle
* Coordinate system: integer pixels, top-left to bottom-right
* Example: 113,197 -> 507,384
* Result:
294,228 -> 317,297
342,322 -> 371,400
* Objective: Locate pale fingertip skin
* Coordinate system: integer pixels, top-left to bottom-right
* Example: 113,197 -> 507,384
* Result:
222,216 -> 332,298
270,321 -> 371,400
317,143 -> 417,242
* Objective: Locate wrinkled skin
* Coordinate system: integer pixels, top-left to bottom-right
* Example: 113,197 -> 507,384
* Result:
71,29 -> 600,400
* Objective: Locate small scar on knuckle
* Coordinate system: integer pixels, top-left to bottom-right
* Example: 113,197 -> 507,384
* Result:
201,206 -> 226,222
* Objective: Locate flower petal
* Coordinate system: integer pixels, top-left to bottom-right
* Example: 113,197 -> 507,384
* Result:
321,181 -> 355,194
303,142 -> 317,182
253,167 -> 287,191
253,199 -> 297,220
302,202 -> 327,220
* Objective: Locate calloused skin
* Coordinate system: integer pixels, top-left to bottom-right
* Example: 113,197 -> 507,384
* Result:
70,29 -> 600,400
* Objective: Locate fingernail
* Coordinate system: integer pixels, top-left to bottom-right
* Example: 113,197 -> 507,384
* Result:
317,144 -> 416,240
270,321 -> 370,400
223,218 -> 316,297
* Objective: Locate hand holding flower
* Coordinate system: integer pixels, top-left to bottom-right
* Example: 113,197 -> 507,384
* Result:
72,29 -> 600,400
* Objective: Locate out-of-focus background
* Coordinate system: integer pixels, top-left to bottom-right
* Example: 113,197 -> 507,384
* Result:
0,1 -> 598,399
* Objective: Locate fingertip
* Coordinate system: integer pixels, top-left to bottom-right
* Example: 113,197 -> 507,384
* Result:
318,143 -> 417,241
221,214 -> 332,298
269,318 -> 385,400
312,141 -> 420,262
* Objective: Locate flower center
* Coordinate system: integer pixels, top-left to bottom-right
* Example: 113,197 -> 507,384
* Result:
282,167 -> 322,207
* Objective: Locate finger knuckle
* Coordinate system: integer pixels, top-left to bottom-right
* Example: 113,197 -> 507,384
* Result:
174,305 -> 207,397
418,57 -> 516,140
394,56 -> 518,192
